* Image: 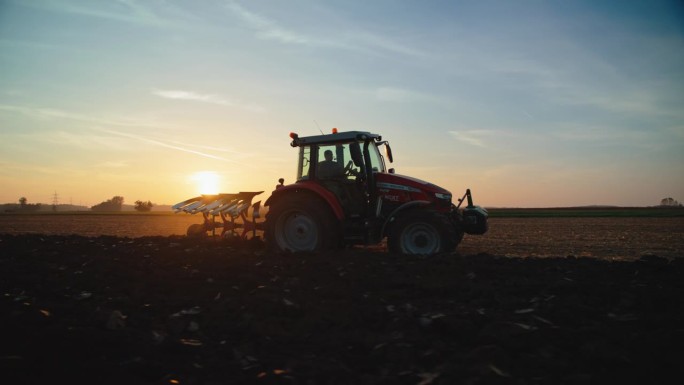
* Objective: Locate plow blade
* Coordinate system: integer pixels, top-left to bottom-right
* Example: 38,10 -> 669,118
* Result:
173,191 -> 264,238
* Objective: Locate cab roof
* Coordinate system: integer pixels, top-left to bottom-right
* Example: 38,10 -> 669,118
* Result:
291,131 -> 381,147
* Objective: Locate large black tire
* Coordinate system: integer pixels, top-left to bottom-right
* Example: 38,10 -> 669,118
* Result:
452,211 -> 465,245
265,194 -> 339,253
388,210 -> 459,255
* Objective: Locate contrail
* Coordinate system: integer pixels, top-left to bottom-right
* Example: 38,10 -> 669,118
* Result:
97,128 -> 249,165
97,128 -> 280,175
0,104 -> 277,173
166,140 -> 248,155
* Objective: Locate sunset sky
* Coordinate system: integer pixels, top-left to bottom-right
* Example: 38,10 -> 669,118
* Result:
1,0 -> 682,208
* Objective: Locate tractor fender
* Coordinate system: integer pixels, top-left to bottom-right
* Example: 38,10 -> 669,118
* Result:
380,200 -> 431,237
265,182 -> 345,220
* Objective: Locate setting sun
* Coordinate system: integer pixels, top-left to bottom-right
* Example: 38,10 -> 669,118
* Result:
190,171 -> 221,195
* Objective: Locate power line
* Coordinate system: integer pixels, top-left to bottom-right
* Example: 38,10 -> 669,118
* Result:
52,191 -> 59,212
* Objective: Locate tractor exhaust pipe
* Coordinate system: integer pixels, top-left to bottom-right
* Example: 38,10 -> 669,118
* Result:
466,188 -> 474,207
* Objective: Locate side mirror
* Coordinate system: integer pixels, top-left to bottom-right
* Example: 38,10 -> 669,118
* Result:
350,142 -> 364,168
385,142 -> 393,163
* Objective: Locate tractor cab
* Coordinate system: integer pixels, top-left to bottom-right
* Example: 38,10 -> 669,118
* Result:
290,130 -> 389,181
289,130 -> 392,218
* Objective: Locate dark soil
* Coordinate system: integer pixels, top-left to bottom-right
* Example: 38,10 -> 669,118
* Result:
1,234 -> 683,385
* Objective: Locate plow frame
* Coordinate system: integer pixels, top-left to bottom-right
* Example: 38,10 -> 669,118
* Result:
173,192 -> 265,239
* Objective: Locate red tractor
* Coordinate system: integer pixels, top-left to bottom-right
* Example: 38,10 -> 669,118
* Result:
263,129 -> 488,254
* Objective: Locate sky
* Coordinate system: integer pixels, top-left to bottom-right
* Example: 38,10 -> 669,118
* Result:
1,0 -> 683,208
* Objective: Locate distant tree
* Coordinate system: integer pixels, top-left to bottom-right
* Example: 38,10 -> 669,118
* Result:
134,200 -> 154,212
91,196 -> 125,212
660,197 -> 681,207
17,197 -> 41,212
111,196 -> 124,207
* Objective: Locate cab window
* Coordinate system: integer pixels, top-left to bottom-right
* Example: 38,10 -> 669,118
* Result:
316,144 -> 360,181
368,143 -> 386,173
297,146 -> 311,180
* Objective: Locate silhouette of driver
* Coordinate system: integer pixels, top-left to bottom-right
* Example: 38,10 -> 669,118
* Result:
318,149 -> 341,178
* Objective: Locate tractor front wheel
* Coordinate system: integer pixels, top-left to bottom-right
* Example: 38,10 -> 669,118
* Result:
388,211 -> 457,255
265,194 -> 338,253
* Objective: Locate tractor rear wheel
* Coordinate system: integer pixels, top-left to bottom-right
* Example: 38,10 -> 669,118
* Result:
388,210 -> 457,255
265,194 -> 338,253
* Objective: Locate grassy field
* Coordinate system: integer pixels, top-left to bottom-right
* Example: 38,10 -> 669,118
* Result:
486,206 -> 684,218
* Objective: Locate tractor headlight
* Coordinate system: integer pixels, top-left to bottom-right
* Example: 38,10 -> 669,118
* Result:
435,193 -> 452,202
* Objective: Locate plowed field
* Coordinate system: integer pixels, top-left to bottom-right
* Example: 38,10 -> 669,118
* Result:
1,214 -> 682,384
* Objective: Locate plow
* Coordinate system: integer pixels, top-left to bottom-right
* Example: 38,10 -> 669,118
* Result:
174,129 -> 488,255
172,191 -> 265,240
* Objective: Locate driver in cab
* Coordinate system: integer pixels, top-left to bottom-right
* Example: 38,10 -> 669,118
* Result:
317,149 -> 342,179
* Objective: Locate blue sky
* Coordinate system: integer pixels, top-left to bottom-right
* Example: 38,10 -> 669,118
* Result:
1,0 -> 682,207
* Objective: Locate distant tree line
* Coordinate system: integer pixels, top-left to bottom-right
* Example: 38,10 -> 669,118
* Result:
89,196 -> 155,212
18,197 -> 41,212
660,197 -> 682,207
91,196 -> 125,212
134,200 -> 154,212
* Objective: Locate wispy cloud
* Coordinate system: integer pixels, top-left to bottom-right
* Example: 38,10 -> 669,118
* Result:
487,46 -> 678,119
0,104 -> 92,121
97,127 -> 238,163
15,0 -> 169,27
0,104 -> 168,129
96,128 -> 277,173
448,129 -> 498,148
152,89 -> 266,112
153,90 -> 233,106
223,1 -> 423,57
346,30 -> 425,57
0,104 -> 266,168
225,1 -> 312,45
556,89 -> 670,117
166,140 -> 255,157
550,122 -> 675,151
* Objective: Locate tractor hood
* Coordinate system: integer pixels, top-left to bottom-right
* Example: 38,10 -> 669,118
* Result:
376,172 -> 452,202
